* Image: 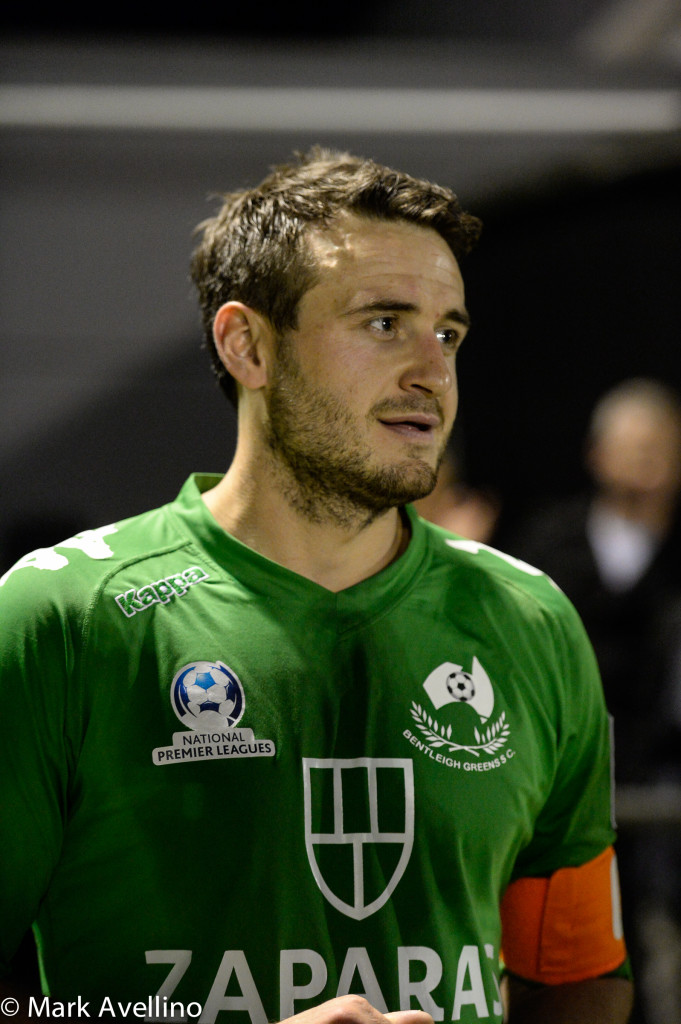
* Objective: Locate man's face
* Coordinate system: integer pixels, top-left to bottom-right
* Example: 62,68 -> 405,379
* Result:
263,214 -> 469,520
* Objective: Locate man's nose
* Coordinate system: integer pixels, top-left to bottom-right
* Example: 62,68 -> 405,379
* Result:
398,331 -> 453,396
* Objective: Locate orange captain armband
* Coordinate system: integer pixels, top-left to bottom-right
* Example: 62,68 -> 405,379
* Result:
500,846 -> 628,985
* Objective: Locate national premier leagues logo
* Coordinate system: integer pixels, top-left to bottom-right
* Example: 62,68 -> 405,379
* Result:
405,657 -> 514,772
171,660 -> 245,730
152,660 -> 276,766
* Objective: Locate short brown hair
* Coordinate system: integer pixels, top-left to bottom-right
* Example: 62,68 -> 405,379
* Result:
190,147 -> 482,404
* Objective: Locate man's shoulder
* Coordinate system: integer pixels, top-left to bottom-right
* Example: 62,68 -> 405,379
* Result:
0,491 -> 193,621
417,515 -> 574,618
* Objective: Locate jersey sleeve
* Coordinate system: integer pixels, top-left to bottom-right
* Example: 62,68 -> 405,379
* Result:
0,566 -> 77,975
499,583 -> 627,982
512,589 -> 616,879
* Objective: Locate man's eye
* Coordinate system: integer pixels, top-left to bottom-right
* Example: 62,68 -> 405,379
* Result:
369,316 -> 397,334
436,328 -> 461,348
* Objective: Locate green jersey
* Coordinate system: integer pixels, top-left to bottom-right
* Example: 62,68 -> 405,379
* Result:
0,475 -> 615,1023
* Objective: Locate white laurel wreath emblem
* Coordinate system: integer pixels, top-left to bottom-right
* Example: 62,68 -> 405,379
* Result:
410,701 -> 510,758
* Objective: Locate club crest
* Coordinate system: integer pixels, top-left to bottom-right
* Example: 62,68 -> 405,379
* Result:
303,757 -> 414,920
406,658 -> 514,771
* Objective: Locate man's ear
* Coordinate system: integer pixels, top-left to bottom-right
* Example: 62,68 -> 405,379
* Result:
212,301 -> 272,391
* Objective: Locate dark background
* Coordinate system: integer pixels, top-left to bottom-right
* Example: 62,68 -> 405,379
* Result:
2,0 -> 681,567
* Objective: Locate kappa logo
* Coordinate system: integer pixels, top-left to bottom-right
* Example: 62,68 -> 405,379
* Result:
303,757 -> 414,920
404,658 -> 514,772
115,565 -> 209,617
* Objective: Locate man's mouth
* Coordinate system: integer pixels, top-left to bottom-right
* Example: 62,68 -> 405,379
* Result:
378,413 -> 440,436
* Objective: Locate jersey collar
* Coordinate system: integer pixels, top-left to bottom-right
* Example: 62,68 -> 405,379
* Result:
170,474 -> 431,630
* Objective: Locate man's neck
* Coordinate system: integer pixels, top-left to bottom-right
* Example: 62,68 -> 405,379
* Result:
201,455 -> 410,593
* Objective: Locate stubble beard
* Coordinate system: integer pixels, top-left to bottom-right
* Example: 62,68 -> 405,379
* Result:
264,339 -> 448,528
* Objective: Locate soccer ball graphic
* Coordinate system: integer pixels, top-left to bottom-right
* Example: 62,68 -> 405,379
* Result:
446,669 -> 476,703
171,661 -> 244,730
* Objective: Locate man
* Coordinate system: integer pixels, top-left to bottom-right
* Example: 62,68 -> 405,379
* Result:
0,149 -> 632,1023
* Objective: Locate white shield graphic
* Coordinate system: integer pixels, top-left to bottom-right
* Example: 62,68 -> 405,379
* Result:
303,757 -> 414,921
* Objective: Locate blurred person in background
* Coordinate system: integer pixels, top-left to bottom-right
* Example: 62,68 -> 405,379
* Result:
508,377 -> 681,1024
